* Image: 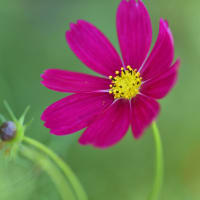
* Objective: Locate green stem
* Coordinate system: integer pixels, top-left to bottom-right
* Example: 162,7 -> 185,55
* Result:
0,114 -> 6,123
21,145 -> 76,200
148,121 -> 164,200
23,136 -> 88,200
3,100 -> 17,122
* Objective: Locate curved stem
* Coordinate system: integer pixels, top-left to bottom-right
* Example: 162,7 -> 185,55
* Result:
21,145 -> 76,200
148,121 -> 164,200
23,136 -> 87,200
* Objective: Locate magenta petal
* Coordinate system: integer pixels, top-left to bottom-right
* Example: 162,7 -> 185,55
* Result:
141,19 -> 174,80
117,0 -> 152,69
41,69 -> 110,93
41,92 -> 113,135
141,59 -> 180,99
79,100 -> 130,148
66,20 -> 123,77
131,95 -> 160,139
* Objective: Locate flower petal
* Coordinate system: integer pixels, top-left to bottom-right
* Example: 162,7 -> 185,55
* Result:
131,95 -> 160,139
117,0 -> 152,69
66,20 -> 123,77
41,92 -> 113,135
41,69 -> 110,93
141,59 -> 180,99
140,19 -> 174,80
79,99 -> 130,148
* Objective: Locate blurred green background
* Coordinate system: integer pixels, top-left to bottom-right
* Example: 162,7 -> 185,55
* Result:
0,0 -> 199,199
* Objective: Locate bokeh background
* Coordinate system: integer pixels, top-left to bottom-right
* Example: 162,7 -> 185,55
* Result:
0,0 -> 199,199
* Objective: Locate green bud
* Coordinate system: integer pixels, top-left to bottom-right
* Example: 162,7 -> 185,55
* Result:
0,101 -> 31,158
0,121 -> 16,141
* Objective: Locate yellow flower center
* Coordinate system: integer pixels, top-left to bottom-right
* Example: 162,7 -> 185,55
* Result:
109,66 -> 142,100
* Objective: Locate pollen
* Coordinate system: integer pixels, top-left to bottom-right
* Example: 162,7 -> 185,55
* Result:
109,66 -> 142,100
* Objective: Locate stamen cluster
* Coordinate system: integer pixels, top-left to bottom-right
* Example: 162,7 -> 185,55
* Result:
109,66 -> 142,99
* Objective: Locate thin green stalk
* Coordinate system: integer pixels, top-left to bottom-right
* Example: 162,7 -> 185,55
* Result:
148,121 -> 164,200
0,114 -> 6,123
21,145 -> 76,200
3,100 -> 17,122
23,136 -> 88,200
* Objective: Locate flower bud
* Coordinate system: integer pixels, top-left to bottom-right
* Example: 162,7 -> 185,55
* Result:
0,121 -> 16,141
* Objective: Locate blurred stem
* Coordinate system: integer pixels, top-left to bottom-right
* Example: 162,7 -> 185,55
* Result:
0,114 -> 6,123
21,145 -> 76,200
148,121 -> 164,200
23,136 -> 88,200
3,100 -> 17,122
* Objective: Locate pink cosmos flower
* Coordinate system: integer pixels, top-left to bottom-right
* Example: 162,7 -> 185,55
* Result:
41,0 -> 180,148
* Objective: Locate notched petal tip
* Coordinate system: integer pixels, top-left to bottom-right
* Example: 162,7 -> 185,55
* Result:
159,18 -> 173,41
159,18 -> 170,30
69,22 -> 76,30
40,69 -> 52,79
40,72 -> 48,86
40,69 -> 54,85
174,58 -> 181,70
76,19 -> 87,25
133,132 -> 143,140
121,0 -> 142,5
137,0 -> 145,6
67,20 -> 88,33
40,73 -> 44,79
66,22 -> 79,37
164,19 -> 169,27
40,80 -> 45,86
